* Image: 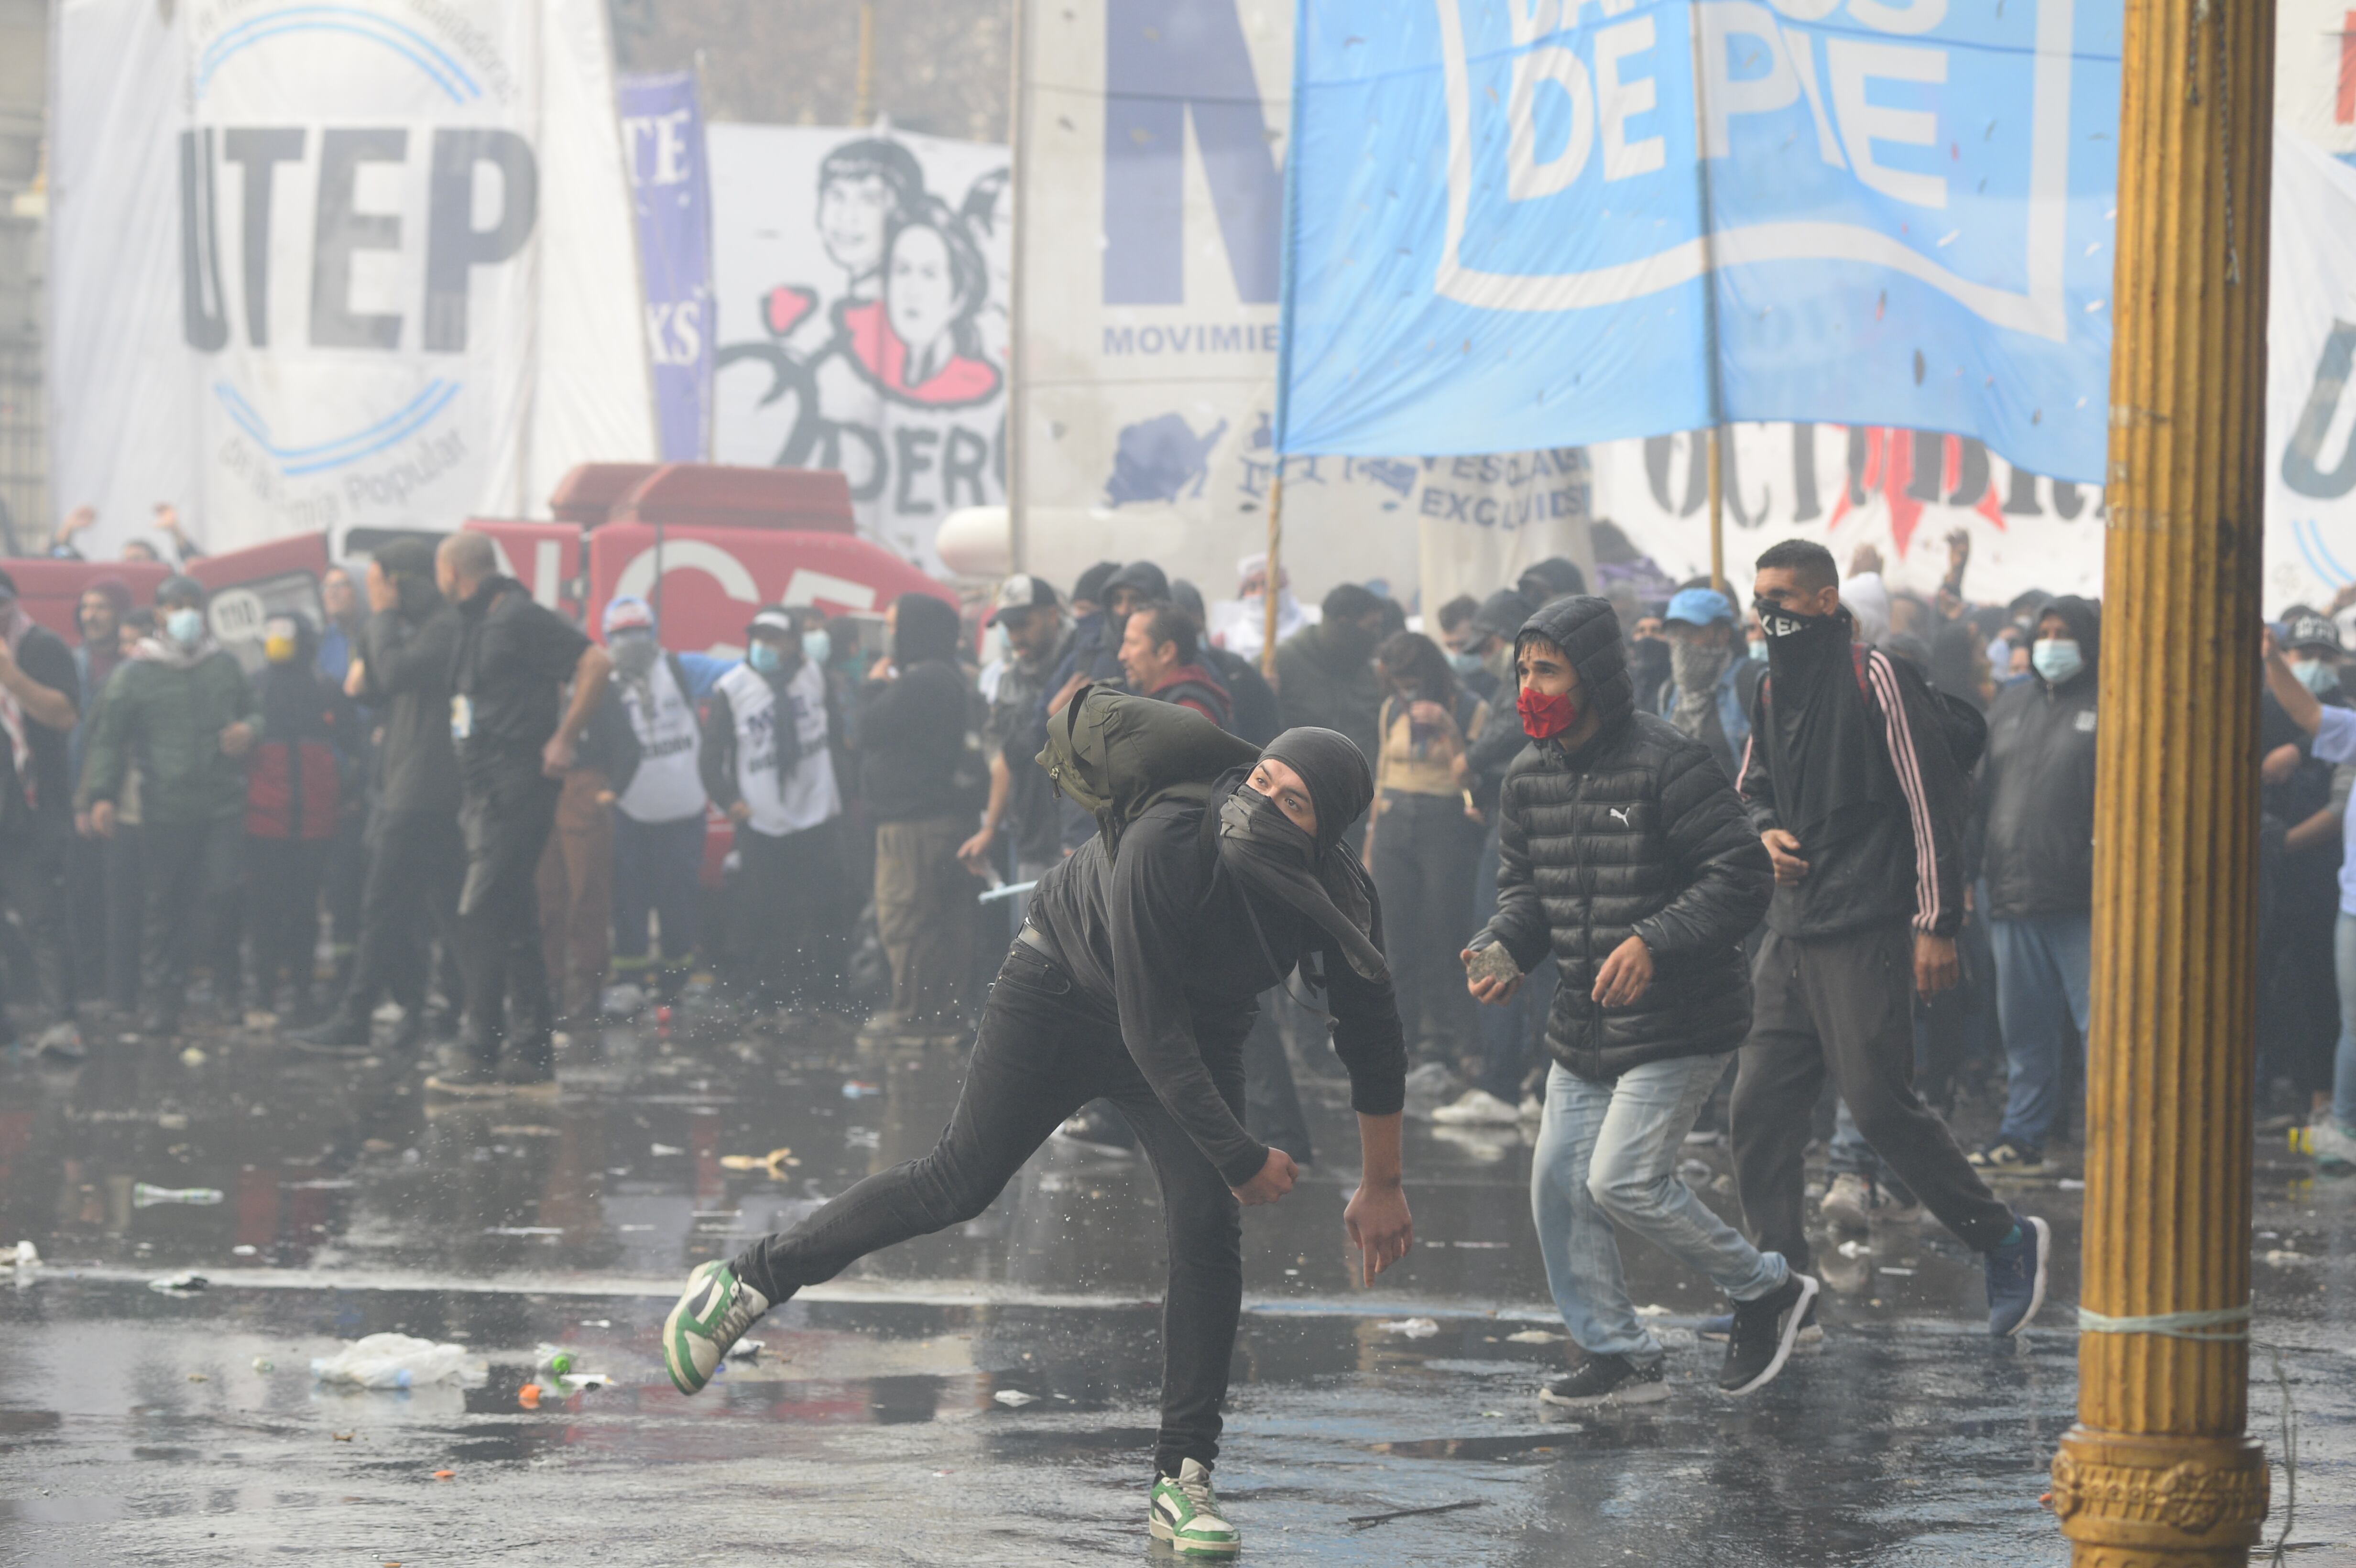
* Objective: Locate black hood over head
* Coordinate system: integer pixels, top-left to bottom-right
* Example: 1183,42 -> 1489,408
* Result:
1216,725 -> 1385,983
2041,595 -> 2101,680
892,592 -> 962,665
1102,560 -> 1171,603
1516,557 -> 1588,605
1472,588 -> 1536,642
1516,594 -> 1635,738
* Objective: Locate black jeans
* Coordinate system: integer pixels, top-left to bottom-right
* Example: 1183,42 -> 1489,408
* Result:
1731,924 -> 2016,1276
614,812 -> 707,971
102,827 -> 144,1011
733,940 -> 1247,1475
246,836 -> 331,1003
140,816 -> 244,1025
456,780 -> 561,1066
345,807 -> 466,1017
731,818 -> 845,1006
1371,790 -> 1482,1064
0,821 -> 73,1033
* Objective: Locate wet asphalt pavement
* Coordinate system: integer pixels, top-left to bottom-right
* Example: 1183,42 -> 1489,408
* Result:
2,999 -> 2352,1566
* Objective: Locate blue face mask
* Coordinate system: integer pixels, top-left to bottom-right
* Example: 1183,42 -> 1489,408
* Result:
165,608 -> 205,648
1747,637 -> 1769,663
2031,637 -> 2084,685
802,630 -> 832,668
2293,657 -> 2342,697
1445,648 -> 1485,677
747,641 -> 785,675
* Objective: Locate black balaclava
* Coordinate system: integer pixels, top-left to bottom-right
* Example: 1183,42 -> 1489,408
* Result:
1214,727 -> 1386,983
891,592 -> 961,666
1101,560 -> 1171,606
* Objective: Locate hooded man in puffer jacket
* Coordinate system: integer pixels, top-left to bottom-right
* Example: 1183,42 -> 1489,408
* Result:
1462,594 -> 1814,1405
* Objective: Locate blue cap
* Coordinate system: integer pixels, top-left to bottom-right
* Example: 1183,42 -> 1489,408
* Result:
1664,587 -> 1734,627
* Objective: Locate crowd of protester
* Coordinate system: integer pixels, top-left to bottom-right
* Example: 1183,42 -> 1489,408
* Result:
7,517 -> 2353,1178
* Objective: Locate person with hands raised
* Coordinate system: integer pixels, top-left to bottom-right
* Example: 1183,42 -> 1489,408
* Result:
1463,593 -> 1808,1408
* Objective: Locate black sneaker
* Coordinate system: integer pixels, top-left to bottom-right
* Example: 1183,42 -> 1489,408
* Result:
1538,1353 -> 1669,1408
495,1057 -> 558,1093
1718,1273 -> 1822,1395
1700,1297 -> 1823,1350
288,1008 -> 373,1055
423,1059 -> 507,1097
1968,1140 -> 2044,1173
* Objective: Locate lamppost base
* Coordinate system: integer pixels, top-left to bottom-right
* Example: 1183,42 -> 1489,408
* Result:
2052,1426 -> 2269,1566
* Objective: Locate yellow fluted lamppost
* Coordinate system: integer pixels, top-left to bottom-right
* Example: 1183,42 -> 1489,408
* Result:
2049,0 -> 2277,1560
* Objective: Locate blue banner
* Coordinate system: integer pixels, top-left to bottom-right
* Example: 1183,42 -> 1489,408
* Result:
619,72 -> 715,462
1277,0 -> 2122,483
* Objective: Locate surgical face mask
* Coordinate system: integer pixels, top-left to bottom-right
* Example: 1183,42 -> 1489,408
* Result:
1748,637 -> 1769,663
2292,656 -> 2342,697
165,607 -> 204,648
803,630 -> 832,668
2031,637 -> 2084,686
747,640 -> 785,675
1445,647 -> 1486,677
611,632 -> 659,680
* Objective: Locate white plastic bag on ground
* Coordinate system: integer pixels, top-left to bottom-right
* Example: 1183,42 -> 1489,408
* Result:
310,1333 -> 488,1390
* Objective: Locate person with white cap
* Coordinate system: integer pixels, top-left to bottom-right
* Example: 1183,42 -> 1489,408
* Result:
700,604 -> 847,1013
601,596 -> 733,1008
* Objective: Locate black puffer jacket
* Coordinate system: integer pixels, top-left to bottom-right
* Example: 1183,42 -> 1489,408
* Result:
1978,594 -> 2099,919
1477,596 -> 1773,1080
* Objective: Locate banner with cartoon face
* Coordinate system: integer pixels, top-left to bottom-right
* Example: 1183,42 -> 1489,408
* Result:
49,0 -> 653,556
708,125 -> 1011,570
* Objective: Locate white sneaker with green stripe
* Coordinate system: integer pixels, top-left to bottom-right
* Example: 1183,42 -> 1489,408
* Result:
1149,1458 -> 1241,1557
662,1260 -> 771,1395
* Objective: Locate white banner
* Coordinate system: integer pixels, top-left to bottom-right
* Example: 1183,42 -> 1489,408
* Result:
708,126 -> 1009,571
1588,424 -> 2109,605
49,0 -> 653,556
1013,0 -> 1424,609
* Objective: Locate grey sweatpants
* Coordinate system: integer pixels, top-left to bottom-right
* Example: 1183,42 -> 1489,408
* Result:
1731,924 -> 2015,1276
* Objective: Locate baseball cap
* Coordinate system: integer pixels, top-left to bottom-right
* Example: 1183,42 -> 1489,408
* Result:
1664,587 -> 1734,627
2285,610 -> 2344,655
989,574 -> 1060,626
602,595 -> 656,636
745,604 -> 796,640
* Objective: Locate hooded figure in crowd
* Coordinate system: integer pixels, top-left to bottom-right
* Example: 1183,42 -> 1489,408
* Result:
1276,583 -> 1389,779
665,715 -> 1414,1560
858,591 -> 980,1038
1970,594 -> 2100,1170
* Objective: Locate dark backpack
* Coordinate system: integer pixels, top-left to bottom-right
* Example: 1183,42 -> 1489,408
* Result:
1037,682 -> 1260,852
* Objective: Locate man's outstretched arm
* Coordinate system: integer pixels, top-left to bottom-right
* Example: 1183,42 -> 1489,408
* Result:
1345,1111 -> 1412,1285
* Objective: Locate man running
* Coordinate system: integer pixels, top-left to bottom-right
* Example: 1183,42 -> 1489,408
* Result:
1466,596 -> 1810,1407
664,719 -> 1414,1558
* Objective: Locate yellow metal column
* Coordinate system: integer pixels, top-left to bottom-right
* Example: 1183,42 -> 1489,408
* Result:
2049,0 -> 2276,1561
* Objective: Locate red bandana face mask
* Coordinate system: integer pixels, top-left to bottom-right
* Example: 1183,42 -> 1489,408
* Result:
1518,686 -> 1579,740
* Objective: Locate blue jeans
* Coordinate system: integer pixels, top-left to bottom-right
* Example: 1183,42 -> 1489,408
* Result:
2333,914 -> 2356,1130
1990,913 -> 2094,1150
1531,1056 -> 1787,1362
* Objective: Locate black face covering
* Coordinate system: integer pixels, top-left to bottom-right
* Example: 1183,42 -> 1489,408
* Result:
1215,783 -> 1387,983
1754,600 -> 1844,646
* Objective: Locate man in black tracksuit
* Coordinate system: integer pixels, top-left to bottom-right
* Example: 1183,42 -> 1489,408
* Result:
1732,540 -> 2047,1337
294,539 -> 464,1053
431,531 -> 612,1093
662,725 -> 1414,1557
1465,596 -> 1807,1404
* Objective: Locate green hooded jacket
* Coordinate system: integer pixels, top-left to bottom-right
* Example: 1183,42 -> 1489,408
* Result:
76,644 -> 258,826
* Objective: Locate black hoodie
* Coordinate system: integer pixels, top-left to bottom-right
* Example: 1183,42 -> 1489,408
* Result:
1479,596 -> 1772,1079
858,592 -> 972,822
1978,595 -> 2100,920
